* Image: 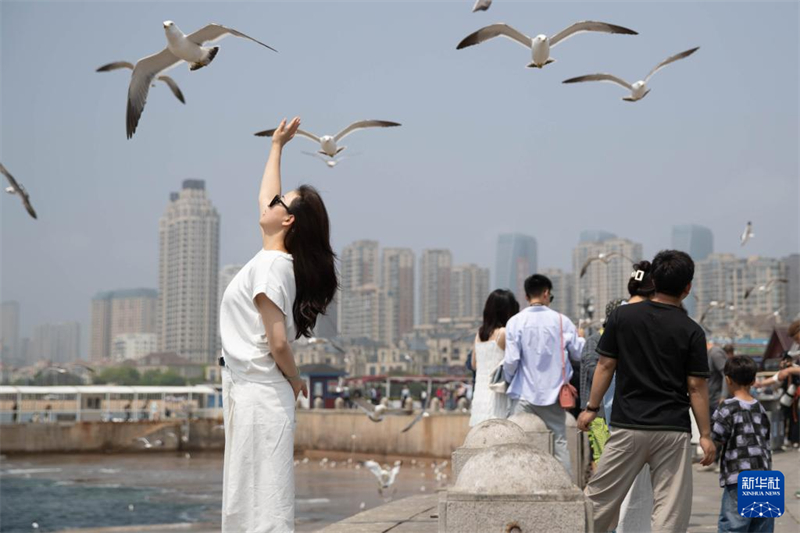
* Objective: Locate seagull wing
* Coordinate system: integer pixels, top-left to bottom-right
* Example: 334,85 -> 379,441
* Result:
334,120 -> 401,142
579,257 -> 596,278
302,151 -> 330,163
549,21 -> 638,48
96,61 -> 135,72
562,73 -> 633,90
254,128 -> 321,143
401,409 -> 427,433
644,47 -> 699,82
187,23 -> 278,52
387,465 -> 401,486
472,0 -> 492,12
0,163 -> 21,193
743,286 -> 755,299
363,461 -> 384,482
456,23 -> 532,50
156,75 -> 186,104
127,48 -> 182,138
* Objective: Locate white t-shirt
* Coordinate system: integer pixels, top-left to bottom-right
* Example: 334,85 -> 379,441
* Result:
220,249 -> 296,383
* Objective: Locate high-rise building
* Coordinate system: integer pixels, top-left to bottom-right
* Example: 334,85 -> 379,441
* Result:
90,288 -> 158,361
340,284 -> 381,340
672,224 -> 714,317
1,301 -> 20,367
539,268 -> 575,320
112,333 -> 158,361
573,237 -> 642,323
158,180 -> 220,364
338,240 -> 380,337
694,254 -> 788,333
784,254 -> 800,321
380,248 -> 415,344
420,249 -> 453,325
31,322 -> 81,364
579,230 -> 617,244
495,233 -> 538,304
451,264 -> 490,319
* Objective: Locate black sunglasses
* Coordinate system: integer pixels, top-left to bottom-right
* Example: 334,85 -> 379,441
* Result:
269,194 -> 292,214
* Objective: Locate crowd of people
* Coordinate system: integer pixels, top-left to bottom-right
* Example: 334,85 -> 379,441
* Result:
468,250 -> 799,533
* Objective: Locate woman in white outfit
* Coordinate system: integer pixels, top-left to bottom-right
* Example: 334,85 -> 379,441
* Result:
219,117 -> 338,533
469,289 -> 520,426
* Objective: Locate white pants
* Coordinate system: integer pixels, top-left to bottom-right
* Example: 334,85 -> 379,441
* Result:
222,368 -> 296,533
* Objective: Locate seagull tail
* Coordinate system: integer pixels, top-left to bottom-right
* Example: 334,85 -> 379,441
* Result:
190,47 -> 219,71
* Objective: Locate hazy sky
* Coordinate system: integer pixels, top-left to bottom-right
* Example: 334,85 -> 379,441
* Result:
1,1 -> 798,346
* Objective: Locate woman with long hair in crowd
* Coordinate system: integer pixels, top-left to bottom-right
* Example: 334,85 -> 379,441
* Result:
469,289 -> 520,426
218,117 -> 338,532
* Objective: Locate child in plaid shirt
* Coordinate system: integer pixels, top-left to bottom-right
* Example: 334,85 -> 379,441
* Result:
711,356 -> 773,533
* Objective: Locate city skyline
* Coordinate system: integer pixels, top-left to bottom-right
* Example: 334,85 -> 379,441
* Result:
1,1 -> 797,346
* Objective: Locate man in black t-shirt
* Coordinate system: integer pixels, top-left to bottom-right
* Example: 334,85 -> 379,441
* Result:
578,250 -> 716,533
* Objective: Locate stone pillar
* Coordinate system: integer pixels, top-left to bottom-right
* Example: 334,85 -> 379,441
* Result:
313,397 -> 324,410
334,397 -> 345,410
403,397 -> 414,411
438,444 -> 589,533
456,398 -> 469,411
451,419 -> 527,480
565,412 -> 589,487
507,412 -> 553,454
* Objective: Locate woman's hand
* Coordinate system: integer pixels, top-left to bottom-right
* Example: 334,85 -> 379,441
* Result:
272,117 -> 301,147
290,377 -> 308,400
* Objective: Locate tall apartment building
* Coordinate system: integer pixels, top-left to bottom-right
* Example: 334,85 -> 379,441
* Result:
90,288 -> 158,361
495,233 -> 537,305
573,235 -> 642,322
784,254 -> 800,321
158,180 -> 220,364
420,249 -> 453,325
338,240 -> 380,338
694,254 -> 788,332
1,301 -> 20,367
31,322 -> 81,364
450,264 -> 490,319
380,248 -> 415,344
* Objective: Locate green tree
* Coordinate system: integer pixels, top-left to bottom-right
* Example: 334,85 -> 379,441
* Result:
93,367 -> 141,385
142,369 -> 186,386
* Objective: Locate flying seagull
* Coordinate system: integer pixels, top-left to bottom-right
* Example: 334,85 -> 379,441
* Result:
0,163 -> 37,219
126,21 -> 277,138
579,252 -> 635,278
355,400 -> 388,423
472,0 -> 492,12
456,21 -> 637,68
743,279 -> 788,299
740,221 -> 755,246
401,398 -> 431,433
97,61 -> 186,104
562,47 -> 699,101
133,437 -> 163,449
254,120 -> 401,158
363,460 -> 402,497
699,301 -> 735,325
302,151 -> 359,168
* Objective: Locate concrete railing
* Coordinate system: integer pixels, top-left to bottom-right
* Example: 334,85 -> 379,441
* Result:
0,412 -> 470,458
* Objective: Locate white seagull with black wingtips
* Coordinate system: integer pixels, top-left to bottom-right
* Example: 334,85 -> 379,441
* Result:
1,163 -> 37,220
457,20 -> 637,68
125,20 -> 277,138
562,47 -> 699,101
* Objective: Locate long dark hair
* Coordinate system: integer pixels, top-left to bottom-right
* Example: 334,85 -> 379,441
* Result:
285,185 -> 338,338
478,289 -> 520,342
628,260 -> 655,298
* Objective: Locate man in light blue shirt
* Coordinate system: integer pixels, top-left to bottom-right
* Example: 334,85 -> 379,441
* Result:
504,274 -> 585,474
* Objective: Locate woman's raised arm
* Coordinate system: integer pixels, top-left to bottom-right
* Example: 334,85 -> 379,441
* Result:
259,116 -> 300,213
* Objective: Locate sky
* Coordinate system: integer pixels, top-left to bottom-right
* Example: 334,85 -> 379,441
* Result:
1,0 -> 798,347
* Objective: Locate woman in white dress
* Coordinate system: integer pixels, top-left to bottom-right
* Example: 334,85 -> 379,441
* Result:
469,289 -> 520,426
219,117 -> 338,533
